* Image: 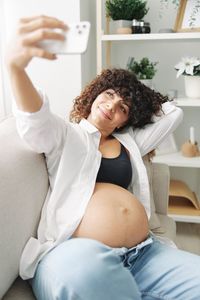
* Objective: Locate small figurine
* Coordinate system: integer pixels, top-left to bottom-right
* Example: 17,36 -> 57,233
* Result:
181,127 -> 200,157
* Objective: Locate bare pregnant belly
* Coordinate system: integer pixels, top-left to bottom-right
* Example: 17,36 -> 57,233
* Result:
73,183 -> 149,248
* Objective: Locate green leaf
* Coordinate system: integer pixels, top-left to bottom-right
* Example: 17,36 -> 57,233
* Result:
106,0 -> 149,20
127,57 -> 158,79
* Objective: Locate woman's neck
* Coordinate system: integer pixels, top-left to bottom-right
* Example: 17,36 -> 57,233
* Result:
100,134 -> 114,145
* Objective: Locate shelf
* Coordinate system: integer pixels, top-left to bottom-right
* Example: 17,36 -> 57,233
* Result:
101,32 -> 200,42
168,192 -> 200,223
153,151 -> 200,168
168,213 -> 200,223
173,98 -> 200,107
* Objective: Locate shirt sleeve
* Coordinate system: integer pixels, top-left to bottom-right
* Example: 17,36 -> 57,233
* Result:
131,102 -> 183,157
12,89 -> 67,157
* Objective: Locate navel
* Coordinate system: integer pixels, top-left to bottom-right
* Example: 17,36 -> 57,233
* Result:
119,206 -> 130,215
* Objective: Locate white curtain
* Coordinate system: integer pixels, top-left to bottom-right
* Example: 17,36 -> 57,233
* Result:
0,0 -> 6,118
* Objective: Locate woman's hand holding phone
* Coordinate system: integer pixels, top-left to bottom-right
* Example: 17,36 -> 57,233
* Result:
6,15 -> 68,70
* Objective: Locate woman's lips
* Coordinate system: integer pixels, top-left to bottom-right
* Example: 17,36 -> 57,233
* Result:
98,106 -> 112,120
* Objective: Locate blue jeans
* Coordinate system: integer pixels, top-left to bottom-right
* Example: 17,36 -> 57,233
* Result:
31,235 -> 200,299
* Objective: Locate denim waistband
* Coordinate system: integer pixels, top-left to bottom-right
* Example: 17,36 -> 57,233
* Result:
111,234 -> 154,268
112,233 -> 154,257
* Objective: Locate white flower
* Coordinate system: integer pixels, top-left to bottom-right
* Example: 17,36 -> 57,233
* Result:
175,57 -> 200,78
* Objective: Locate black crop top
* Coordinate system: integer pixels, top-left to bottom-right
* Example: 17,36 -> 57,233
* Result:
96,143 -> 132,189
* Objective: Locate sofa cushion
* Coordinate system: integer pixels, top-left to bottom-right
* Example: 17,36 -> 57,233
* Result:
152,162 -> 170,215
143,155 -> 161,230
2,277 -> 35,300
157,214 -> 176,241
0,117 -> 49,298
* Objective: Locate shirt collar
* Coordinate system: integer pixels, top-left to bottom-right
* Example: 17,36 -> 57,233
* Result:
79,119 -> 133,143
79,118 -> 100,135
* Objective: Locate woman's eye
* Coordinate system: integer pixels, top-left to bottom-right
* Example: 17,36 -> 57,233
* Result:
120,106 -> 126,113
106,91 -> 113,98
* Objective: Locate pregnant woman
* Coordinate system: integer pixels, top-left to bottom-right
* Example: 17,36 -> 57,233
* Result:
6,15 -> 200,300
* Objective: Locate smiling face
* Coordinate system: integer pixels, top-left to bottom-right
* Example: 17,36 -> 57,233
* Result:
87,89 -> 131,135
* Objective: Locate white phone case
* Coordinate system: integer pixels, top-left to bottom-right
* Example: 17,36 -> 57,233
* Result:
38,21 -> 90,55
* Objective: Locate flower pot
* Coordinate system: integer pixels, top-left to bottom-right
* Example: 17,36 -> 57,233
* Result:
111,20 -> 132,34
184,76 -> 200,98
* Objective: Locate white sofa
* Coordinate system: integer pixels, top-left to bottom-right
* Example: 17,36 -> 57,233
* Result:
0,116 -> 176,299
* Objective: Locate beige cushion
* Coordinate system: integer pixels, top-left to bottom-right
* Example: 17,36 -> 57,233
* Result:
157,214 -> 176,241
2,277 -> 35,300
143,155 -> 161,230
152,162 -> 170,215
145,157 -> 176,241
0,117 -> 49,298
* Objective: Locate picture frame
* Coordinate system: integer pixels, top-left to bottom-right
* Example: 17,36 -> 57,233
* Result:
174,0 -> 200,32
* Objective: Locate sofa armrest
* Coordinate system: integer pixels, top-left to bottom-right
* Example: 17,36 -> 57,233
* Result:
0,117 -> 49,298
152,163 -> 170,215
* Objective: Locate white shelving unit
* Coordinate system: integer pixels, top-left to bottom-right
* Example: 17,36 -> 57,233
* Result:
96,0 -> 200,223
174,98 -> 200,107
101,32 -> 200,41
153,98 -> 200,223
153,151 -> 200,168
97,31 -> 200,72
96,0 -> 200,73
168,214 -> 200,224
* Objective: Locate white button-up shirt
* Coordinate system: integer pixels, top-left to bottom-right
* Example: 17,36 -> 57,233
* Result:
13,90 -> 183,279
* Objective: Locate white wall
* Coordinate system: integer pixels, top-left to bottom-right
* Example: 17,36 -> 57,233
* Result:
1,0 -> 95,118
0,2 -> 7,119
0,38 -> 6,119
80,0 -> 97,87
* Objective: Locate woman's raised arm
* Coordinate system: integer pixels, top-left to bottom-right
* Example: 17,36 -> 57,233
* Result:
5,15 -> 67,112
131,102 -> 183,157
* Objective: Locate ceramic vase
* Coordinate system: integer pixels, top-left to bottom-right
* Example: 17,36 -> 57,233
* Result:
184,76 -> 200,98
111,20 -> 132,34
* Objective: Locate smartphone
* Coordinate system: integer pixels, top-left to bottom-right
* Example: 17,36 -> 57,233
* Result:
38,21 -> 90,55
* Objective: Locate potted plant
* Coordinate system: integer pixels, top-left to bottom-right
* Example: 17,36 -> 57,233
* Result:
175,56 -> 200,98
105,0 -> 149,34
127,57 -> 158,87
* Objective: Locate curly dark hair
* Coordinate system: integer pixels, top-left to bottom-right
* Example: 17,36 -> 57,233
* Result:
69,68 -> 168,131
